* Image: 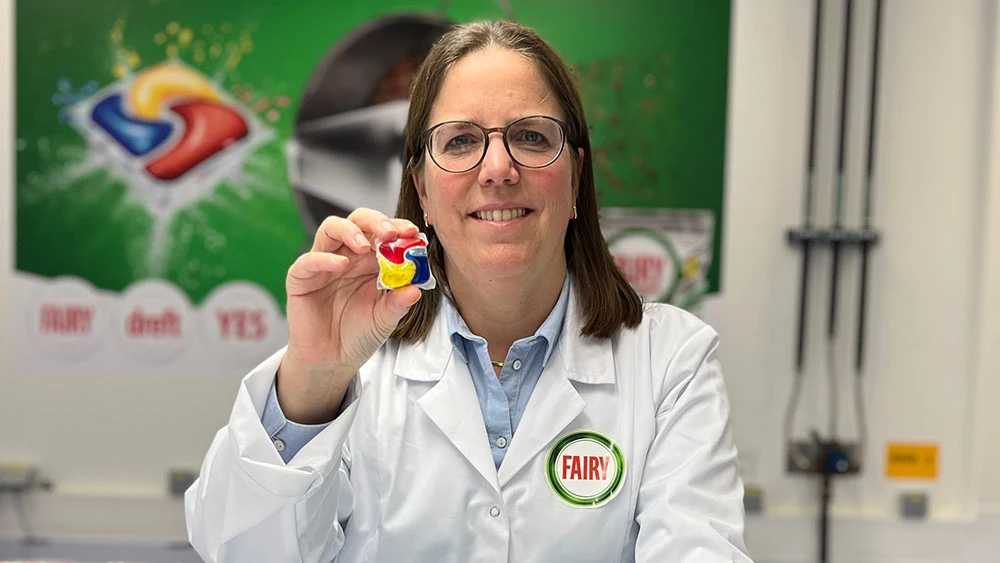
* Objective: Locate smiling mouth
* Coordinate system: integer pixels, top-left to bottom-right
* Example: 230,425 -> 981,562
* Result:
472,208 -> 531,222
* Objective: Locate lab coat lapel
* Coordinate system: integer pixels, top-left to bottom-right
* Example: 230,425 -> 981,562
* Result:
496,285 -> 616,487
416,353 -> 501,493
496,344 -> 585,487
402,305 -> 501,493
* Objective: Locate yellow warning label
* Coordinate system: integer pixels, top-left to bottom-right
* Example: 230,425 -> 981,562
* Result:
886,443 -> 938,479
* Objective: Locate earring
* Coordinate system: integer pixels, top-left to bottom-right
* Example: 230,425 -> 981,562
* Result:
423,212 -> 430,228
572,205 -> 577,220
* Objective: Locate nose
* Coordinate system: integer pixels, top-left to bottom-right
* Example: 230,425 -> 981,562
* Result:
478,131 -> 519,187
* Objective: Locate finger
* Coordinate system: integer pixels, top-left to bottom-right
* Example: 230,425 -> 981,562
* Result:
388,218 -> 421,238
347,207 -> 399,242
286,252 -> 350,296
313,216 -> 371,255
371,285 -> 422,337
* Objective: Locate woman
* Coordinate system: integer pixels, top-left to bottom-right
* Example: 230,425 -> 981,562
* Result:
186,20 -> 753,563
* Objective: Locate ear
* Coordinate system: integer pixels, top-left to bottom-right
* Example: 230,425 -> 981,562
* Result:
413,170 -> 430,222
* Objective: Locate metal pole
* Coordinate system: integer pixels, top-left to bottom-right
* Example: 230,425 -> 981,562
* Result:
854,0 -> 884,462
857,0 -> 883,374
786,0 -> 825,465
826,0 -> 853,441
797,0 -> 824,374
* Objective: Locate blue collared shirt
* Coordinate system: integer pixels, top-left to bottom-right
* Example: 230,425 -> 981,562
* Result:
260,276 -> 570,467
445,275 -> 569,468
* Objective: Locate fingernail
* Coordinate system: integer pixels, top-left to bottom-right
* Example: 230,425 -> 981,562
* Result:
380,220 -> 394,232
355,233 -> 369,247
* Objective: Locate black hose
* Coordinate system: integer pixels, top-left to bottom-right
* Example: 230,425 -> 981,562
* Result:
856,0 -> 883,373
828,0 -> 853,342
795,0 -> 824,373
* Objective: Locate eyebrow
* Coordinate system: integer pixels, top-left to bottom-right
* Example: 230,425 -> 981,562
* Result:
428,114 -> 562,128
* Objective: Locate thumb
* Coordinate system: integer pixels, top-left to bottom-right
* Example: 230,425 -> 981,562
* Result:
372,286 -> 423,336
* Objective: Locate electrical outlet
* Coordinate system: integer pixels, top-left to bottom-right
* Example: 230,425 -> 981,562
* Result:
169,469 -> 198,498
743,486 -> 764,515
786,441 -> 862,475
900,491 -> 928,519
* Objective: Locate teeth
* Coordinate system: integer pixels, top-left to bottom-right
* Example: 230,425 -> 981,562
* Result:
476,208 -> 526,221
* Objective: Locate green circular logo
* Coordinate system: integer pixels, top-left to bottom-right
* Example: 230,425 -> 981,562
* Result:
546,430 -> 627,508
606,226 -> 682,303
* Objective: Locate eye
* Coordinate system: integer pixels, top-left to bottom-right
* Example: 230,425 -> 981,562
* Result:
433,125 -> 483,154
522,130 -> 544,144
510,127 -> 555,151
513,129 -> 547,145
445,134 -> 475,149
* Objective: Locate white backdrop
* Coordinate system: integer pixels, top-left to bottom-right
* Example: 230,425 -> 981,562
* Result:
2,1 -> 1000,562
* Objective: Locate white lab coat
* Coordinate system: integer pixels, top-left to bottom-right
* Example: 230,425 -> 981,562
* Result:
185,284 -> 754,562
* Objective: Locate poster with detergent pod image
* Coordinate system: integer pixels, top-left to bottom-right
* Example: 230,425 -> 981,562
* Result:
13,0 -> 731,377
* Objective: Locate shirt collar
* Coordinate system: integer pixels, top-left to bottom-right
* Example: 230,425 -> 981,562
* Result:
445,274 -> 571,367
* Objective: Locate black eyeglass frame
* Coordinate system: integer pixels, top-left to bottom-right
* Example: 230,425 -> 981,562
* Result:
418,115 -> 573,173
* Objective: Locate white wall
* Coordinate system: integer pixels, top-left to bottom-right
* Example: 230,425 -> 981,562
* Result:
1,0 -> 999,562
719,0 -> 1000,560
971,1 -> 1000,512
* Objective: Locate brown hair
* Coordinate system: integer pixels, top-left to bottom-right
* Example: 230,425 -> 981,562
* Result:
391,20 -> 641,340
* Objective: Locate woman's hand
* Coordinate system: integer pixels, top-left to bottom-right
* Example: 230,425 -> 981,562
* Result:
276,208 -> 423,424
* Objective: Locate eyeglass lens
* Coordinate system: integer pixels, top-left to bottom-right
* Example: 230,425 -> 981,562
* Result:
428,117 -> 564,172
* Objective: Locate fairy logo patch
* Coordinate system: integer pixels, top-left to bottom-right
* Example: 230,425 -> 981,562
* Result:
546,430 -> 626,508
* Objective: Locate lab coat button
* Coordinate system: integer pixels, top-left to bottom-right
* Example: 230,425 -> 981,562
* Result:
272,437 -> 286,452
496,436 -> 507,448
489,506 -> 501,518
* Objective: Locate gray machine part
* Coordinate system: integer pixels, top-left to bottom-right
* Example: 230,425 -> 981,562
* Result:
289,14 -> 454,236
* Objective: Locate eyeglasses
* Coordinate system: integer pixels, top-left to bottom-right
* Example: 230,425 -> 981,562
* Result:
420,115 -> 569,173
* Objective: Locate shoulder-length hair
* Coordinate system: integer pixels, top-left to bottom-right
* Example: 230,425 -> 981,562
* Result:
392,20 -> 641,340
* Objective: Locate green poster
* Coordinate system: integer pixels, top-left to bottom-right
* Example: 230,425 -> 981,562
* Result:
14,0 -> 731,370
